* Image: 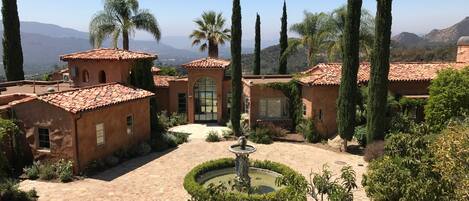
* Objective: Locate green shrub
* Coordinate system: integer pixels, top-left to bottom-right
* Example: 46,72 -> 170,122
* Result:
222,129 -> 234,139
55,159 -> 73,183
296,119 -> 321,143
262,123 -> 287,137
425,67 -> 469,132
248,127 -> 273,144
113,148 -> 130,160
82,159 -> 106,176
0,119 -> 33,178
38,162 -> 56,181
388,113 -> 413,134
169,113 -> 187,127
104,155 -> 120,167
0,179 -> 38,201
363,131 -> 455,200
205,131 -> 221,142
162,133 -> 178,148
169,131 -> 190,144
431,118 -> 469,200
353,125 -> 367,147
23,162 -> 40,180
184,158 -> 307,201
130,142 -> 152,157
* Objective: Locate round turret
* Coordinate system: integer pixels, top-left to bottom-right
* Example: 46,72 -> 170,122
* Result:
457,36 -> 469,46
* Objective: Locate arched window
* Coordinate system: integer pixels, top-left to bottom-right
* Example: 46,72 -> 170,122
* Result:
82,70 -> 89,83
99,71 -> 106,83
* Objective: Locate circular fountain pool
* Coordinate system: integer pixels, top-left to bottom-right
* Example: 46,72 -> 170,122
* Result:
198,167 -> 284,194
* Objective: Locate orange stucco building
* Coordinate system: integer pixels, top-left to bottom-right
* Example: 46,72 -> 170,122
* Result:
154,36 -> 469,138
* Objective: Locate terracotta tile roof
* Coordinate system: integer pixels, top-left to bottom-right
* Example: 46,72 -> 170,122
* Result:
299,62 -> 469,86
181,58 -> 231,69
38,83 -> 154,113
60,48 -> 157,61
153,76 -> 176,88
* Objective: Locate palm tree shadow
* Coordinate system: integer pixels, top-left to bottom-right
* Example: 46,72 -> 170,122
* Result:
90,147 -> 178,182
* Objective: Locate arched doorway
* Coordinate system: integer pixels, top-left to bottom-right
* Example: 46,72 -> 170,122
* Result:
194,77 -> 217,122
99,71 -> 106,83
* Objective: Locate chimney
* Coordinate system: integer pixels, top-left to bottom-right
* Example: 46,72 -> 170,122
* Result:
457,36 -> 469,63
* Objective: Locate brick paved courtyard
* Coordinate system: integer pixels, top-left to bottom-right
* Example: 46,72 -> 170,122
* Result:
20,140 -> 368,201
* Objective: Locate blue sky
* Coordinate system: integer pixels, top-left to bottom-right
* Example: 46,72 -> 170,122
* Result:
10,0 -> 469,41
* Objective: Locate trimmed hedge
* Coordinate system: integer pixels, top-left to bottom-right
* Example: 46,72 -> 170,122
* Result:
183,158 -> 306,201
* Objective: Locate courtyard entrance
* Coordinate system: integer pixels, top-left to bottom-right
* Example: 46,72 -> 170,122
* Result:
194,77 -> 217,122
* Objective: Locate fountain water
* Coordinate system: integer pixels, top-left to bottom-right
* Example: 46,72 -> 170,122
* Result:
228,136 -> 256,189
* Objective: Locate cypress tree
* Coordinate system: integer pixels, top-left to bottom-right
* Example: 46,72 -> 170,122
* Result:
230,0 -> 242,137
2,0 -> 25,81
366,0 -> 393,144
338,0 -> 362,151
253,13 -> 261,75
278,0 -> 288,74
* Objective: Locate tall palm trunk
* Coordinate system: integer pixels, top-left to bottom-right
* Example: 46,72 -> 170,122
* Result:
123,30 -> 130,50
338,0 -> 363,152
2,0 -> 24,81
208,40 -> 219,58
366,0 -> 393,144
307,46 -> 314,66
231,0 -> 242,137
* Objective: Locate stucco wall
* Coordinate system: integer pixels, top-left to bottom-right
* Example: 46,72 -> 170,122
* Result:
68,60 -> 135,87
302,85 -> 339,138
155,87 -> 169,112
75,98 -> 151,171
302,80 -> 432,138
246,84 -> 289,127
168,80 -> 188,114
12,100 -> 76,162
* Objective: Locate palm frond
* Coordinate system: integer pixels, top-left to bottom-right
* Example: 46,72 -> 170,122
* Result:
89,11 -> 117,48
132,9 -> 161,41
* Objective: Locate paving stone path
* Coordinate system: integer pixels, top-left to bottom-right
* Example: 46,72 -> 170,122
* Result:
20,140 -> 368,201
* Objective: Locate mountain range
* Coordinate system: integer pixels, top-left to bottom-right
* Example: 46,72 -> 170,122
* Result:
0,16 -> 468,76
392,17 -> 469,46
0,21 -> 276,76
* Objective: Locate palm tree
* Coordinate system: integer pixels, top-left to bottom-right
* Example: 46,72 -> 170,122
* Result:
89,0 -> 161,50
190,11 -> 231,58
326,5 -> 374,62
283,11 -> 330,67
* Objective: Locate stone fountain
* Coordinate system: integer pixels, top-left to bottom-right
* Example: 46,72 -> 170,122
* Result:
228,136 -> 256,188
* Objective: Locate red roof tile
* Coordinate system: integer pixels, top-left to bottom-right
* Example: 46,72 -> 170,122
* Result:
60,48 -> 157,61
38,83 -> 154,113
181,58 -> 230,69
153,76 -> 176,88
299,62 -> 468,86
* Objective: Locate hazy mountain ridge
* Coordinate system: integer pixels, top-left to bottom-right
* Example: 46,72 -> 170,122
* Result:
393,17 -> 469,46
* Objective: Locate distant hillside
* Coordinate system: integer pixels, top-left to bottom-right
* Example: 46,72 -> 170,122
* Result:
241,43 -> 313,75
392,32 -> 424,47
0,21 -> 210,76
424,17 -> 469,43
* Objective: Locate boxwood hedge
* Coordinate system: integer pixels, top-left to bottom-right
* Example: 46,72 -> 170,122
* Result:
183,158 -> 306,201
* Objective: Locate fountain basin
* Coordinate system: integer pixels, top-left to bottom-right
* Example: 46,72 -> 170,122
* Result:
184,158 -> 307,200
229,144 -> 256,155
199,167 -> 283,194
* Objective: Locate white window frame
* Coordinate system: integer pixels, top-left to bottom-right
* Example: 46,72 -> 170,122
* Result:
96,123 -> 105,146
